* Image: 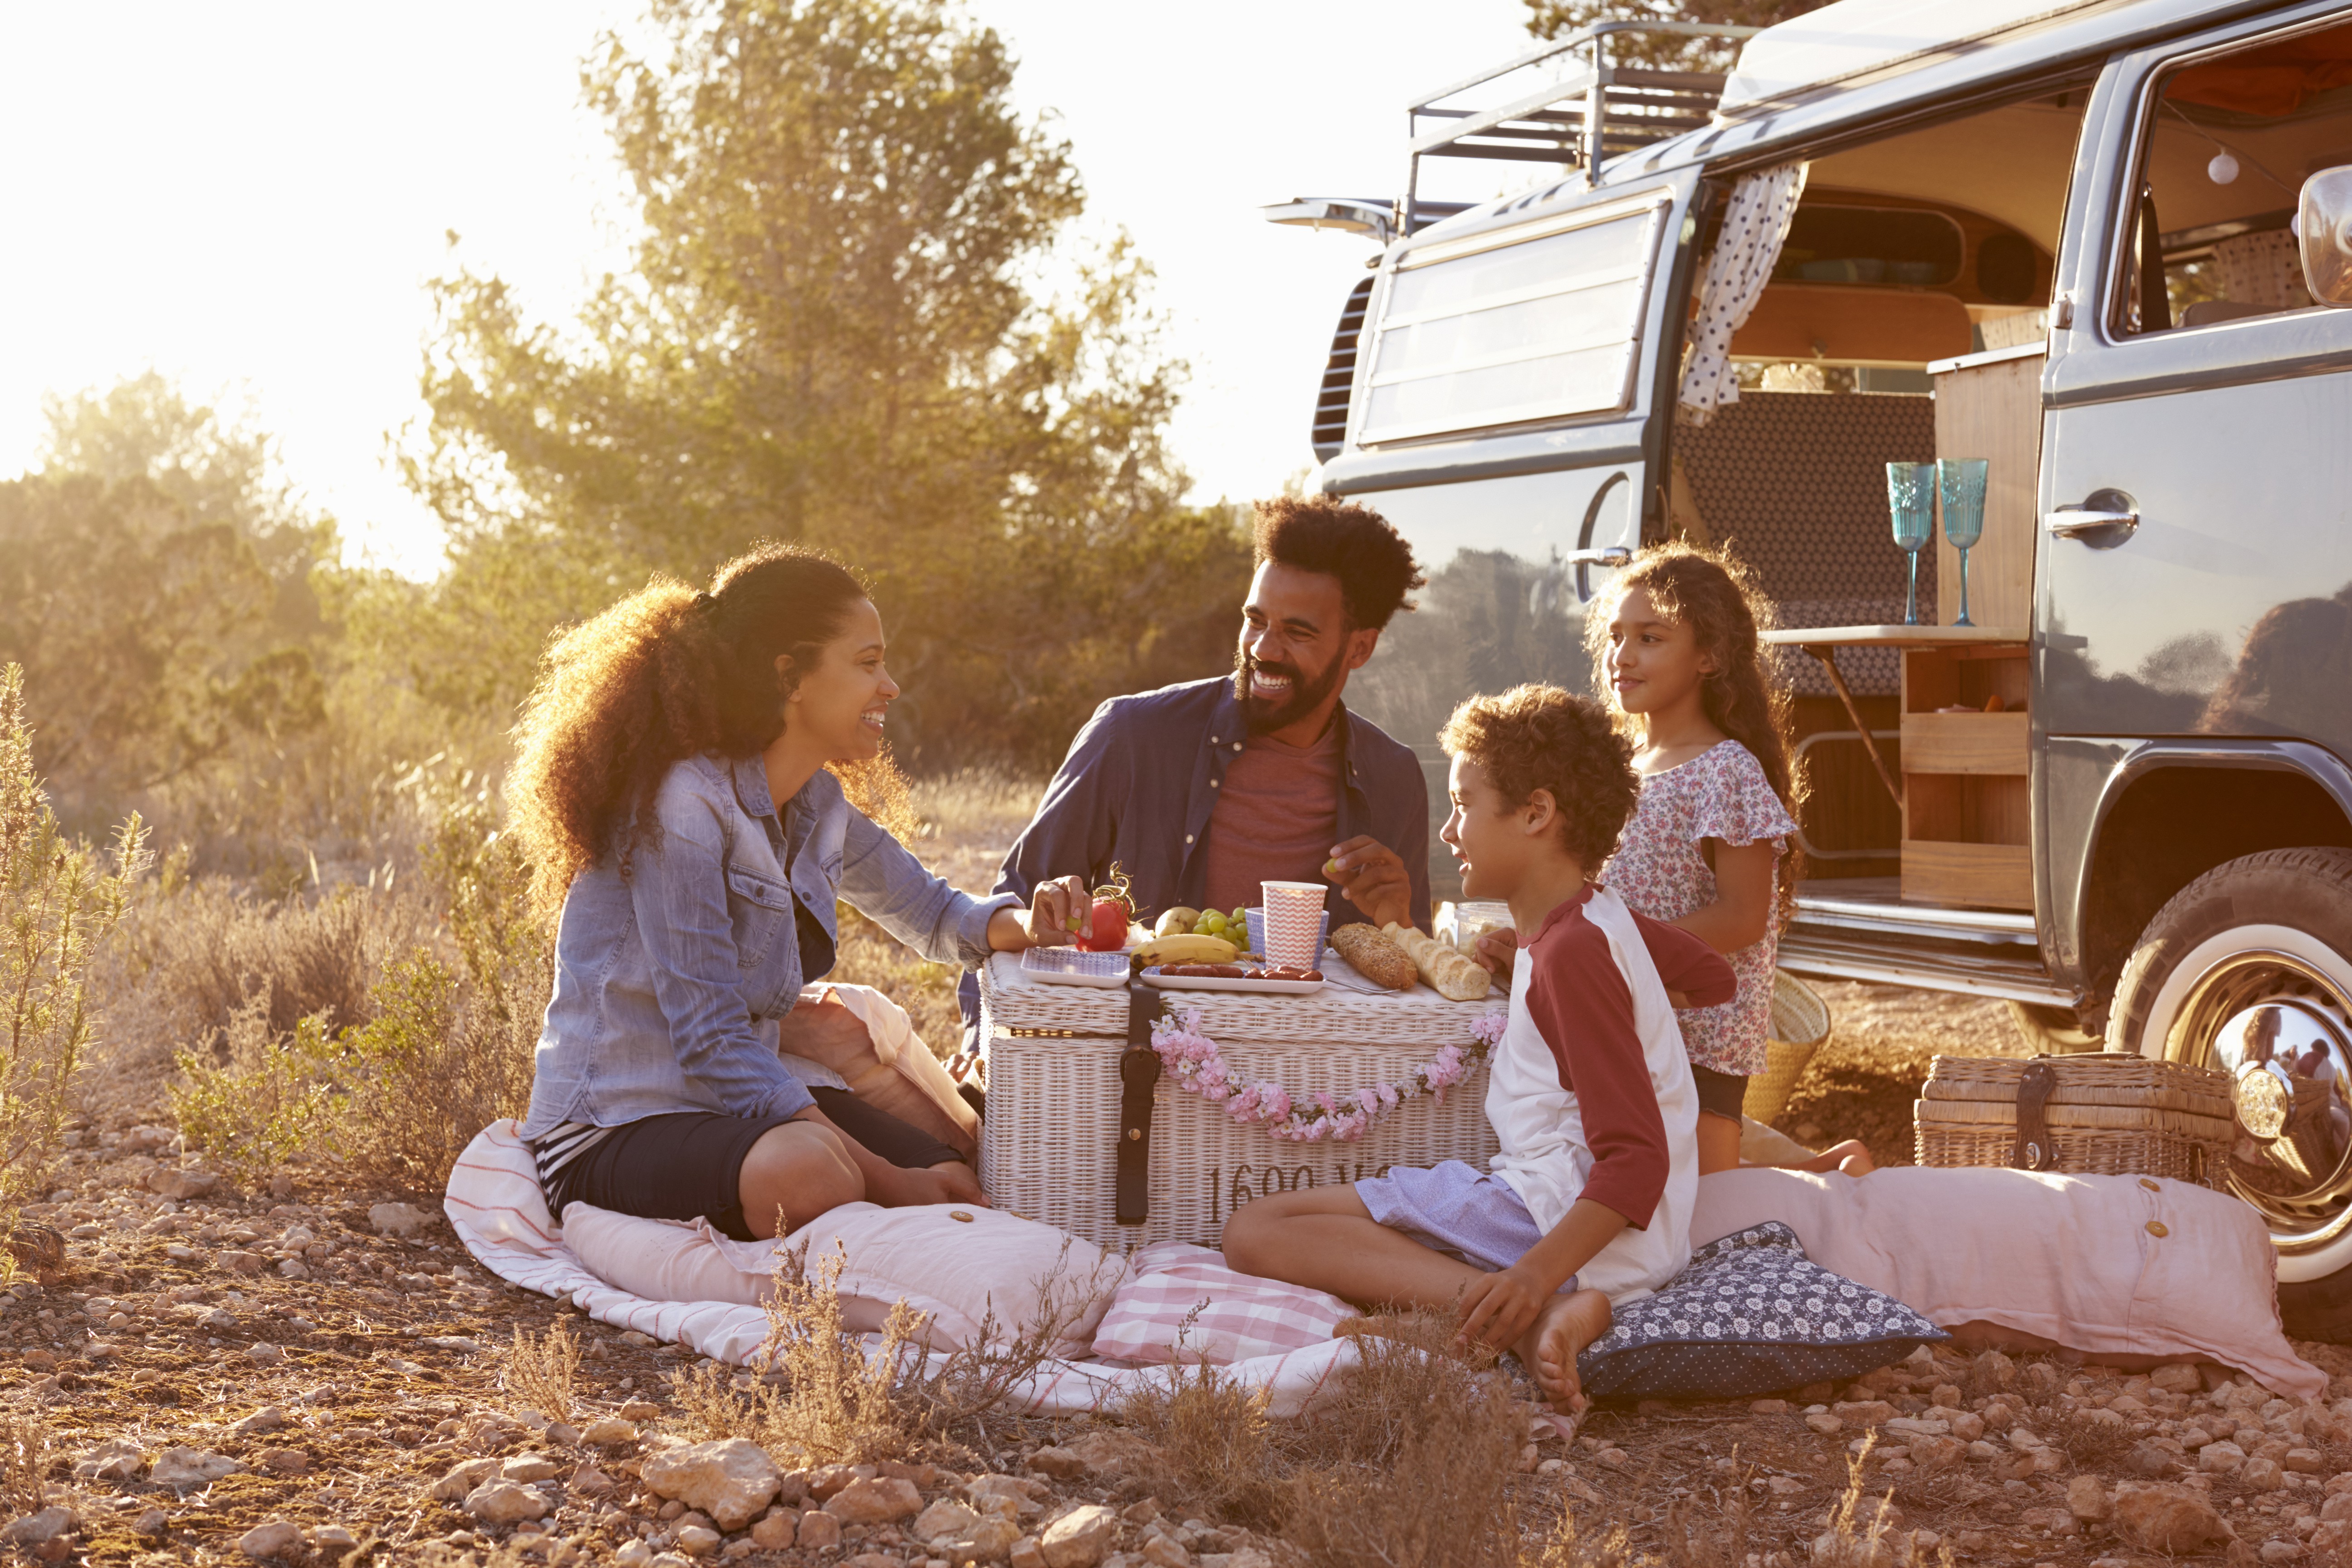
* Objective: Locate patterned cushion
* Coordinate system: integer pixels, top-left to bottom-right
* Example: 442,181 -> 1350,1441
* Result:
1090,1243 -> 1352,1366
1576,1220 -> 1945,1401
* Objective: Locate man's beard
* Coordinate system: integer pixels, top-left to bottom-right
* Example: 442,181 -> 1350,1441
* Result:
1233,647 -> 1347,735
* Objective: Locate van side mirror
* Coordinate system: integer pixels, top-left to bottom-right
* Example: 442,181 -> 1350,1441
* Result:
2300,167 -> 2352,306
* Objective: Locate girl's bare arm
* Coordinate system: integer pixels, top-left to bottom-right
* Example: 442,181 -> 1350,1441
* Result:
1670,839 -> 1777,953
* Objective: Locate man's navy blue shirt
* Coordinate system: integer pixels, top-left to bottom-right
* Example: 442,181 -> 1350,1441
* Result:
957,676 -> 1430,1043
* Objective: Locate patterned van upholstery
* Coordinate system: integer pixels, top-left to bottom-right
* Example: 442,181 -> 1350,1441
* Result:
1673,391 -> 1938,696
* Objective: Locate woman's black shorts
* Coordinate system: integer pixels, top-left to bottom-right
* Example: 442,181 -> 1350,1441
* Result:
1690,1064 -> 1749,1124
542,1088 -> 960,1241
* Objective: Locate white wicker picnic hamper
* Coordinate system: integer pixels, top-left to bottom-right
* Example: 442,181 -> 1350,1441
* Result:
977,954 -> 1504,1251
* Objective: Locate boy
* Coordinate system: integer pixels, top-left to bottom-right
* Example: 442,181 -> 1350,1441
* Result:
1220,685 -> 1734,1411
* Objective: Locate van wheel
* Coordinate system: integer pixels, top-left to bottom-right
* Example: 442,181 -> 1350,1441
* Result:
2007,1001 -> 2104,1054
2107,847 -> 2352,1341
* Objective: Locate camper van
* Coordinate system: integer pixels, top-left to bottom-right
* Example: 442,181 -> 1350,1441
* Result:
1271,0 -> 2352,1334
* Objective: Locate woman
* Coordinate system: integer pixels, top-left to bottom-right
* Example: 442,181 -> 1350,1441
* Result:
510,545 -> 1086,1241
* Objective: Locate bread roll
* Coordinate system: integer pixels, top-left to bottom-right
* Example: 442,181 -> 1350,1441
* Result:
1382,922 -> 1494,1002
1331,923 -> 1417,990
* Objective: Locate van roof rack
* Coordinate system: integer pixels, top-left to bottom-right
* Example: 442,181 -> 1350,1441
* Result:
1402,19 -> 1761,236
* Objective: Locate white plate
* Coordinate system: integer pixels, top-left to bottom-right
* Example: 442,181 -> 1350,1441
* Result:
1140,965 -> 1326,996
1019,947 -> 1133,988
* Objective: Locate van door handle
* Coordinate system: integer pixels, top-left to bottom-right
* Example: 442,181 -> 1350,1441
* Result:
1563,546 -> 1631,567
2043,490 -> 2139,540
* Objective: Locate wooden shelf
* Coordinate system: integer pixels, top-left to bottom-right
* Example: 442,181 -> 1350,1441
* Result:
1899,841 -> 2033,910
1900,710 -> 2028,774
1899,642 -> 2032,912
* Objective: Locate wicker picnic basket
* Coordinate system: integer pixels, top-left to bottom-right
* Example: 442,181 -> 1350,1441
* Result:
1913,1053 -> 2236,1187
977,954 -> 1503,1251
1741,971 -> 1833,1126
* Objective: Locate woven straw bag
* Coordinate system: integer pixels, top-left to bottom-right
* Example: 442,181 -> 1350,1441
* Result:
1741,971 -> 1833,1126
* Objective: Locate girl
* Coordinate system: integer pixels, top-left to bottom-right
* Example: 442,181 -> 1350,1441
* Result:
1588,542 -> 1871,1177
510,545 -> 1088,1242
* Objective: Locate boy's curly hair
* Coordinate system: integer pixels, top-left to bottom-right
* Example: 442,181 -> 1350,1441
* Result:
1440,685 -> 1639,870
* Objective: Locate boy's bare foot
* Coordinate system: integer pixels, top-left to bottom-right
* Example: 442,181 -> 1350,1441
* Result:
1516,1287 -> 1610,1414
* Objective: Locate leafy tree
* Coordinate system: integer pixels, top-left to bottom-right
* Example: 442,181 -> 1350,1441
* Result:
401,0 -> 1249,769
1523,0 -> 1832,70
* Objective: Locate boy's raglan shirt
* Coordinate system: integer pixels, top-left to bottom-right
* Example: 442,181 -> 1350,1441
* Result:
1519,889 -> 1735,1228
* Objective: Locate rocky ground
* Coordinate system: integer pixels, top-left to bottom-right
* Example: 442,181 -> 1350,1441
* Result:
7,985 -> 2348,1568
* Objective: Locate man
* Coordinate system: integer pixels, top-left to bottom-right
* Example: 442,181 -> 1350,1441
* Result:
958,495 -> 1431,1044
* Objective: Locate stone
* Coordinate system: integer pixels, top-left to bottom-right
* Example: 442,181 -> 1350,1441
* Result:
1140,1534 -> 1190,1568
430,1457 -> 501,1500
1011,1540 -> 1047,1568
132,1509 -> 167,1537
920,1501 -> 989,1541
462,1481 -> 552,1524
2261,1542 -> 2304,1565
2114,1486 -> 2233,1553
1042,1504 -> 1122,1568
1908,1435 -> 1965,1470
805,1465 -> 860,1500
642,1437 -> 784,1532
2288,1448 -> 2328,1473
827,1476 -> 924,1524
1832,1400 -> 1897,1426
148,1169 -> 219,1199
2152,1363 -> 2205,1394
2068,1476 -> 2112,1521
751,1512 -> 796,1550
244,1340 -> 284,1366
219,1250 -> 267,1276
1806,1412 -> 1844,1435
151,1446 -> 242,1489
369,1201 -> 433,1236
233,1406 -> 289,1435
72,1438 -> 146,1482
571,1463 -> 614,1494
1028,1447 -> 1087,1480
970,1475 -> 1048,1518
1060,1428 -> 1156,1479
258,1448 -> 309,1475
799,1511 -> 843,1550
941,1518 -> 1025,1565
238,1520 -> 303,1558
503,1453 -> 561,1483
2325,1494 -> 2352,1524
0,1509 -> 74,1546
675,1525 -> 721,1557
2204,1441 -> 2250,1474
583,1417 -> 639,1445
2248,1459 -> 2289,1492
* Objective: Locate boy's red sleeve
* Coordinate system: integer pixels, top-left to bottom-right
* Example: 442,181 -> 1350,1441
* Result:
1632,909 -> 1738,1008
1525,922 -> 1670,1230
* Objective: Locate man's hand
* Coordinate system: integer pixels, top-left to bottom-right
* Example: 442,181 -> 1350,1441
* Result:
1455,1261 -> 1554,1353
1328,836 -> 1412,929
990,874 -> 1092,951
777,991 -> 873,1068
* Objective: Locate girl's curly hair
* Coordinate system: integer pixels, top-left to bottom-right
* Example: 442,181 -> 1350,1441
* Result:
1583,540 -> 1807,921
506,543 -> 913,921
1439,685 -> 1640,870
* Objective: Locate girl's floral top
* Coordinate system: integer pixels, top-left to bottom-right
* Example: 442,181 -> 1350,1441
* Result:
1602,739 -> 1798,1078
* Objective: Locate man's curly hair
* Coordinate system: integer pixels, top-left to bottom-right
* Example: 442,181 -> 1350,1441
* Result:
1439,685 -> 1640,870
1253,495 -> 1426,630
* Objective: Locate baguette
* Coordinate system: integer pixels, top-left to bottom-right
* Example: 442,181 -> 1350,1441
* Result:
1383,922 -> 1495,1001
1330,923 -> 1417,990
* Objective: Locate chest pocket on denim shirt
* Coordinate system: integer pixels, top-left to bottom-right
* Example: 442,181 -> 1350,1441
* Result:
725,864 -> 794,970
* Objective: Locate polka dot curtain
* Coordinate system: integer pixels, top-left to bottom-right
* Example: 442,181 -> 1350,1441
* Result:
1676,161 -> 1811,426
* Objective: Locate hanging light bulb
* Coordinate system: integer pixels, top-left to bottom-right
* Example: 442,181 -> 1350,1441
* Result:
2210,151 -> 2241,185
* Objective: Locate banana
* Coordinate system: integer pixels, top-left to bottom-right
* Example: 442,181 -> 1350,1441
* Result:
1133,933 -> 1237,967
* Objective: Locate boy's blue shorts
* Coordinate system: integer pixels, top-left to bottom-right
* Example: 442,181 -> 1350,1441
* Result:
1357,1159 -> 1580,1294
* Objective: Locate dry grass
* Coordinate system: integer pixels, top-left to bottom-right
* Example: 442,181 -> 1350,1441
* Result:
505,1317 -> 583,1425
1119,1362 -> 1279,1524
0,1411 -> 50,1516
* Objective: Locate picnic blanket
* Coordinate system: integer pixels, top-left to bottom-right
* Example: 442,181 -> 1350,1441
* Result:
442,1120 -> 1366,1415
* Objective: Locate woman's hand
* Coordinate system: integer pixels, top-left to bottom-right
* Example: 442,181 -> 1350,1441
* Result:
990,874 -> 1091,952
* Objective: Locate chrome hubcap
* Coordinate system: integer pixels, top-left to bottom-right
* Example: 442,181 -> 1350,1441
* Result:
2168,949 -> 2352,1253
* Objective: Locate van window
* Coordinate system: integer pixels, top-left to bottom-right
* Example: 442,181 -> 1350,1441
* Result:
2114,18 -> 2352,336
1357,197 -> 1667,445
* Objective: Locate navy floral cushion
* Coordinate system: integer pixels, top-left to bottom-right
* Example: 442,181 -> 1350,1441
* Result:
1575,1220 -> 1947,1402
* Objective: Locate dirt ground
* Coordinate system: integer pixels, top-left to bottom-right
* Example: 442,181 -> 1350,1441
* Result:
11,980 -> 2352,1568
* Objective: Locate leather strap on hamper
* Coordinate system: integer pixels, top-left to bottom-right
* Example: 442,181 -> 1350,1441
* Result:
1116,980 -> 1163,1225
2013,1059 -> 2059,1171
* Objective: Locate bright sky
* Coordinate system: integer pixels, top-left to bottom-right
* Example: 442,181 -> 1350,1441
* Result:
0,2 -> 1541,576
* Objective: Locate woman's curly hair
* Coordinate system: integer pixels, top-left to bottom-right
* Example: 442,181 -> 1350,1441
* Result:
1440,685 -> 1640,869
507,544 -> 912,921
1582,540 -> 1807,921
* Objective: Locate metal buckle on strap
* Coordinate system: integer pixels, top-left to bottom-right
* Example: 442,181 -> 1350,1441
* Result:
2013,1059 -> 2059,1171
1116,979 -> 1163,1225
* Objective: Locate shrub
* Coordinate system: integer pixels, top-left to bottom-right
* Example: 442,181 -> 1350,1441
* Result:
0,664 -> 150,1269
166,993 -> 342,1190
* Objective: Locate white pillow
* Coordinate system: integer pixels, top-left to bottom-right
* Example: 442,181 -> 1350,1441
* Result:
562,1200 -> 1125,1357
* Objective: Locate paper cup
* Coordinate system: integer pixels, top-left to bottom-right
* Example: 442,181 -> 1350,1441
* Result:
1259,881 -> 1328,968
1246,907 -> 1330,962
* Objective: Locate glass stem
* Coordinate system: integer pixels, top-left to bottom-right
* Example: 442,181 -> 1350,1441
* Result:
1905,551 -> 1920,626
1956,548 -> 1973,628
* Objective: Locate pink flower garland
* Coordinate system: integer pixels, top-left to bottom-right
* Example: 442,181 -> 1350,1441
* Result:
1149,1007 -> 1509,1142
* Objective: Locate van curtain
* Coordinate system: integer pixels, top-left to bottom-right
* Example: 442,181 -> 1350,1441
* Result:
1677,161 -> 1811,425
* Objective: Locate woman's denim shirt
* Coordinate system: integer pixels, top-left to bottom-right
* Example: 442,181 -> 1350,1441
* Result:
521,754 -> 1015,1140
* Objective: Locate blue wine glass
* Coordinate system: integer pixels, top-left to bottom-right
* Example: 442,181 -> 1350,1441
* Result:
1886,462 -> 1936,626
1938,459 -> 1989,628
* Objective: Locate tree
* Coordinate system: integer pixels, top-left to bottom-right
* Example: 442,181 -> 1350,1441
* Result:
403,0 -> 1249,769
1524,0 -> 1833,71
